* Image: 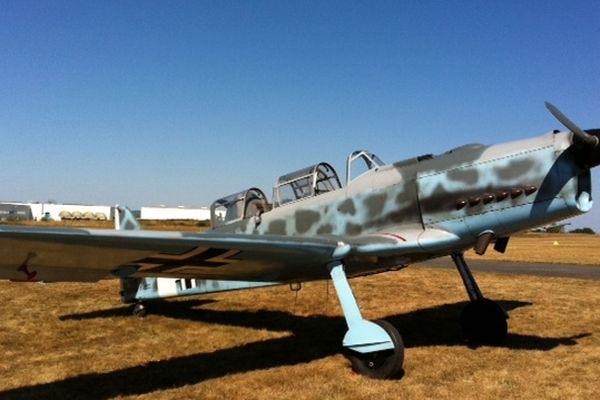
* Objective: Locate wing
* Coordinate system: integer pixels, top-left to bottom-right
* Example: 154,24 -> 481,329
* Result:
0,226 -> 342,283
0,224 -> 461,284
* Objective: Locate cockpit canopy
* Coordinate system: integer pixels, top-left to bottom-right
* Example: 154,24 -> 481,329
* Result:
210,187 -> 269,228
345,150 -> 384,185
209,151 -> 385,228
272,162 -> 342,207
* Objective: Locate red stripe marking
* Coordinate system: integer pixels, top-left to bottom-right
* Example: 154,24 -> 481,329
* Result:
381,233 -> 406,242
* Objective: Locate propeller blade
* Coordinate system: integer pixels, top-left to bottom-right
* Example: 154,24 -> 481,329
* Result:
545,102 -> 599,147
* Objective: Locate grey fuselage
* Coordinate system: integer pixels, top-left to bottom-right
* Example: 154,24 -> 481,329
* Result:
213,131 -> 591,275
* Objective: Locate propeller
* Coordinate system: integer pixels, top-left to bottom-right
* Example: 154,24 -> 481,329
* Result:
545,101 -> 599,147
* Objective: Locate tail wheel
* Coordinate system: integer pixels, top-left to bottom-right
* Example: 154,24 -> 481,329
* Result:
132,302 -> 147,318
345,320 -> 404,379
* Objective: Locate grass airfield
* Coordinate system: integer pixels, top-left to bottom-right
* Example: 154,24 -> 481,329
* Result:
0,225 -> 599,399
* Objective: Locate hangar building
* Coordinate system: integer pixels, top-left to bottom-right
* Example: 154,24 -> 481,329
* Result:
0,203 -> 33,221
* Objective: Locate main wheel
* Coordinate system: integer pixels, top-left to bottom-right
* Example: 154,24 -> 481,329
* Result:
460,298 -> 508,345
345,320 -> 404,379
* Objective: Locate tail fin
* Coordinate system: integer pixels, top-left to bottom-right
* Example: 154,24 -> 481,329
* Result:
114,206 -> 147,306
114,206 -> 142,231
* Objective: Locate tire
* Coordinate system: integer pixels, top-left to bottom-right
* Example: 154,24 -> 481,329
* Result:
132,303 -> 147,318
460,298 -> 508,345
345,320 -> 404,379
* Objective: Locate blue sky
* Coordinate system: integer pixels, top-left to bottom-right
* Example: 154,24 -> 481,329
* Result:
1,0 -> 599,230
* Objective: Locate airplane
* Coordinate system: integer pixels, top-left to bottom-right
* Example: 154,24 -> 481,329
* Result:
0,102 -> 598,379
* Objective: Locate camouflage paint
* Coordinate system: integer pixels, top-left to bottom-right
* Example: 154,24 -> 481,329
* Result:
212,130 -> 592,270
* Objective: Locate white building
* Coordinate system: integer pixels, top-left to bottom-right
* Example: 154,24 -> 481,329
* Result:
1,202 -> 112,221
140,206 -> 212,221
1,201 -> 219,222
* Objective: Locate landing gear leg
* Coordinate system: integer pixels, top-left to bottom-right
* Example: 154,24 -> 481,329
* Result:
132,301 -> 147,318
328,261 -> 404,379
451,253 -> 508,345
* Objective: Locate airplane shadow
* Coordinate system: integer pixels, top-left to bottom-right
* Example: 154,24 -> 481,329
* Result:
58,299 -> 217,321
1,299 -> 590,400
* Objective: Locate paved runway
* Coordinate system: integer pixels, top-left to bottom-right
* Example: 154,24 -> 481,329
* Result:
415,258 -> 600,280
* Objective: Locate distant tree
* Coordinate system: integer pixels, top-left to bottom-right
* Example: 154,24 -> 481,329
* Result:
545,223 -> 570,233
569,227 -> 596,234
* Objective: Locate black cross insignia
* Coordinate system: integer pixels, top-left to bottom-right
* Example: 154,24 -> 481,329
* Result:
135,247 -> 241,274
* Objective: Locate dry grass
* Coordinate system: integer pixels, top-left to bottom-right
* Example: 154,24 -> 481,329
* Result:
466,233 -> 600,265
0,266 -> 599,399
0,222 -> 598,398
